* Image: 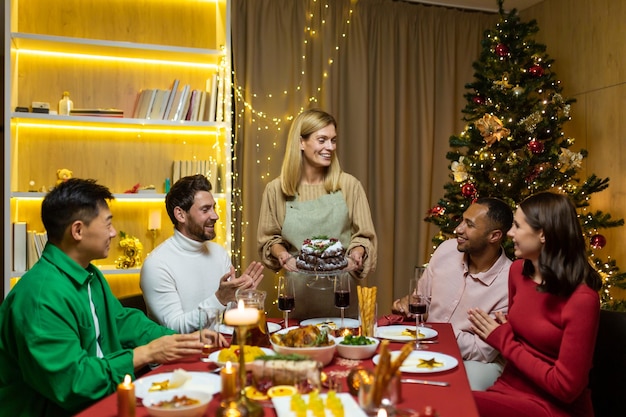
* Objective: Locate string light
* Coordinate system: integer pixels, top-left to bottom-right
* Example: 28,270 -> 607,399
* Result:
233,1 -> 354,133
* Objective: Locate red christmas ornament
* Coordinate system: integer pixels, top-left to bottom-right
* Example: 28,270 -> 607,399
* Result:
528,64 -> 544,77
427,205 -> 446,217
527,140 -> 545,154
495,43 -> 509,57
525,167 -> 540,183
473,95 -> 485,105
590,234 -> 607,249
461,183 -> 477,198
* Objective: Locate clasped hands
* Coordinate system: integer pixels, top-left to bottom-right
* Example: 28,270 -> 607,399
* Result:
468,308 -> 507,340
216,262 -> 265,305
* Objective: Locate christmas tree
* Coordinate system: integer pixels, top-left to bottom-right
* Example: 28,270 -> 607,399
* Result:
424,0 -> 626,310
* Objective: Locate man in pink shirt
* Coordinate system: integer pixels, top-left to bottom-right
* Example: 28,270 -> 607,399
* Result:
393,197 -> 513,390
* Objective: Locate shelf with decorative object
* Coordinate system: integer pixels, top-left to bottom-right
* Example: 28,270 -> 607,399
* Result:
4,0 -> 233,298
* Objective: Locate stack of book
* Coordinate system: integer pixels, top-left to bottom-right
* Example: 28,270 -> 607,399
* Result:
70,109 -> 124,117
172,159 -> 221,190
12,222 -> 48,272
132,72 -> 226,122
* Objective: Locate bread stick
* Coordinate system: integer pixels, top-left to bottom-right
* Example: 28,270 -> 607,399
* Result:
372,340 -> 390,405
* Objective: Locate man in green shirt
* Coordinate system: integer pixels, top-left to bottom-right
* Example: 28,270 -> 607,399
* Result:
0,179 -> 208,416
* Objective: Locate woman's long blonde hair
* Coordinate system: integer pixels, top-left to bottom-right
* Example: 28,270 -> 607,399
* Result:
280,109 -> 343,197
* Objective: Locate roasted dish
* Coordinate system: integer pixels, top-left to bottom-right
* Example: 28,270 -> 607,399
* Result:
270,325 -> 334,347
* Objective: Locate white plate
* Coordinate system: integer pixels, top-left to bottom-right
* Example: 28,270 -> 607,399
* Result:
300,317 -> 360,329
373,350 -> 459,374
375,325 -> 438,341
272,392 -> 366,417
135,371 -> 221,399
208,347 -> 275,365
220,322 -> 281,335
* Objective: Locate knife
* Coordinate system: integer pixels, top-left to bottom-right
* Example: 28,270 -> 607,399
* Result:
401,378 -> 449,387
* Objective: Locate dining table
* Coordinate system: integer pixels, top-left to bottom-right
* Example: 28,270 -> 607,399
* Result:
76,318 -> 480,417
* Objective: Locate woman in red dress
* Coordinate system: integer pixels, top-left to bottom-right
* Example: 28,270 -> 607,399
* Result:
469,191 -> 601,417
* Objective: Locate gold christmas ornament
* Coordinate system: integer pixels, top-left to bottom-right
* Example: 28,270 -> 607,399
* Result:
479,149 -> 494,161
559,148 -> 583,171
493,74 -> 513,89
346,367 -> 374,396
475,114 -> 510,146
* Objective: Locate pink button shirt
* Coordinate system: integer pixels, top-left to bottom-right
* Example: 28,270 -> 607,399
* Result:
419,239 -> 511,363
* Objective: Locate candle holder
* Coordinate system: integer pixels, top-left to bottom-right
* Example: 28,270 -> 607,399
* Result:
148,228 -> 159,251
217,324 -> 262,417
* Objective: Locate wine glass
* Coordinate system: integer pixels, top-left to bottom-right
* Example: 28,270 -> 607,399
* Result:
277,275 -> 295,328
334,273 -> 351,329
198,307 -> 219,362
409,270 -> 428,350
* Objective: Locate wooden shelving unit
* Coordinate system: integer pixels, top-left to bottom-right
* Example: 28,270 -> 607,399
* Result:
3,0 -> 232,298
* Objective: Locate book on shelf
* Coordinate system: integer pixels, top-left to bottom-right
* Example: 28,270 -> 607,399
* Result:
216,65 -> 225,122
70,109 -> 124,117
12,222 -> 27,272
209,159 -> 219,189
197,91 -> 208,122
132,89 -> 156,118
208,73 -> 218,122
171,85 -> 191,121
147,89 -> 169,120
162,79 -> 180,121
186,90 -> 202,121
26,231 -> 48,270
172,160 -> 181,184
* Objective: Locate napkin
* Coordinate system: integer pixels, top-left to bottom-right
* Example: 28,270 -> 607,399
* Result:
377,314 -> 406,327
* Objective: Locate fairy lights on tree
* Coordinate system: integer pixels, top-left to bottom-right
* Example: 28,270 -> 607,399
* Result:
424,0 -> 626,310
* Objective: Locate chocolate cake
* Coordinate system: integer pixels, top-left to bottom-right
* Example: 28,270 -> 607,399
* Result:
296,236 -> 348,271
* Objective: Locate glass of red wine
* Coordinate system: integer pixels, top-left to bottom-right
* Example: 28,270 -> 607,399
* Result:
334,273 -> 351,329
409,268 -> 429,349
277,275 -> 295,328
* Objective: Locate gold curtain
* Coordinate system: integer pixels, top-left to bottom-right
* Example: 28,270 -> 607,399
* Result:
231,0 -> 496,316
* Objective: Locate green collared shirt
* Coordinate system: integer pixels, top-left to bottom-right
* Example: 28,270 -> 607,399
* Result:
0,243 -> 175,416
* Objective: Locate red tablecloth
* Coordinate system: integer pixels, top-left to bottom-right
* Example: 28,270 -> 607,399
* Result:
76,322 -> 479,417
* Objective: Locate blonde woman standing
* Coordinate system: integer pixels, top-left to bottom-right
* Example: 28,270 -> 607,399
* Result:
258,109 -> 377,319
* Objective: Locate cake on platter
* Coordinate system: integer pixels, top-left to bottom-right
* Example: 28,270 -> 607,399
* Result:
296,236 -> 348,272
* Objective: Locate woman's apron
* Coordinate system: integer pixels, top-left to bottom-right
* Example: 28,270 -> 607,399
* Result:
282,191 -> 358,319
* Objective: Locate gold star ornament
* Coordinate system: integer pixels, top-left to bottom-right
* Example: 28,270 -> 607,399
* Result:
417,357 -> 444,369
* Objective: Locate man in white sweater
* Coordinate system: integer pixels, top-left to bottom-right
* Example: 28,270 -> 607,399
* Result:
141,175 -> 264,333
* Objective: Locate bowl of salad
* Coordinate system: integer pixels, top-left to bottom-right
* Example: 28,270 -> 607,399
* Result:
336,335 -> 379,360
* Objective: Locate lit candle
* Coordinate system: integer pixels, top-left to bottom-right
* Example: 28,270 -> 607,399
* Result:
224,300 -> 259,326
117,374 -> 135,417
377,408 -> 388,417
221,361 -> 238,399
148,209 -> 161,231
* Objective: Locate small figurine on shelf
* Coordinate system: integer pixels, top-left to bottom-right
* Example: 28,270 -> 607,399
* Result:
56,168 -> 73,186
124,183 -> 141,193
115,231 -> 144,269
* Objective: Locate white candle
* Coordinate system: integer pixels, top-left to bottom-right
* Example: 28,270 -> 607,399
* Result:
148,209 -> 161,230
377,408 -> 387,417
224,300 -> 259,326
